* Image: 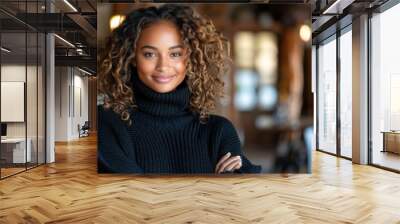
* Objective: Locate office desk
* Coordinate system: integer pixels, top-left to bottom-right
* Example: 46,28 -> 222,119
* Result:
1,138 -> 31,163
381,131 -> 400,154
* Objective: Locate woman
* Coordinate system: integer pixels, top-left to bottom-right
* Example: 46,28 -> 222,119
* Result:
98,4 -> 261,174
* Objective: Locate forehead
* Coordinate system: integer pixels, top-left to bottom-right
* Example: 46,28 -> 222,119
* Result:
137,20 -> 182,46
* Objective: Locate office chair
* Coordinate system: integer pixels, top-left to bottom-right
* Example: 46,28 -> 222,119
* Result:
78,121 -> 90,138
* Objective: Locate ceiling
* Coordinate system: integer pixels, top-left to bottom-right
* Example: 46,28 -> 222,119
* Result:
0,0 -> 97,74
311,0 -> 390,42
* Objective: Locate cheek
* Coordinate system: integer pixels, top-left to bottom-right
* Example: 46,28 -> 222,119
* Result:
136,58 -> 156,75
174,60 -> 187,75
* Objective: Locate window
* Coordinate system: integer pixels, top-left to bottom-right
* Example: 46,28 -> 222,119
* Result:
317,36 -> 337,154
233,31 -> 278,111
339,28 -> 352,158
370,2 -> 400,171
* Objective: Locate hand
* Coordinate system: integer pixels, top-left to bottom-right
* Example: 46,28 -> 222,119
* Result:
215,152 -> 242,174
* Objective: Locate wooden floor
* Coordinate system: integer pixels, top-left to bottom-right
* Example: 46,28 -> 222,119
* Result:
1,167 -> 26,178
372,151 -> 400,171
1,135 -> 400,223
1,163 -> 45,178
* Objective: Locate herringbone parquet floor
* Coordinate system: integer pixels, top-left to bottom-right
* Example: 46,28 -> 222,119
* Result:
1,134 -> 400,223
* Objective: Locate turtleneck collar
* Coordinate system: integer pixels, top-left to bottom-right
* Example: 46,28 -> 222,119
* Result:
131,72 -> 191,117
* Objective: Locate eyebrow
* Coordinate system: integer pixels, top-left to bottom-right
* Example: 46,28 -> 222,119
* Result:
141,45 -> 184,50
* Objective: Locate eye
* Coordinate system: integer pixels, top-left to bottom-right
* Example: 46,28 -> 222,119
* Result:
170,52 -> 182,58
143,52 -> 155,58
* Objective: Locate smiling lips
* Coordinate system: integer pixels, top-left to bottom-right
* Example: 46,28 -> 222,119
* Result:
152,75 -> 176,84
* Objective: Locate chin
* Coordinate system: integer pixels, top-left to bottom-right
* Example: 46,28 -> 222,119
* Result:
140,75 -> 185,93
150,84 -> 177,93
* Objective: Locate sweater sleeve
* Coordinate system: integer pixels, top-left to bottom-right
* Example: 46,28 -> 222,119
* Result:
98,106 -> 143,173
217,116 -> 262,174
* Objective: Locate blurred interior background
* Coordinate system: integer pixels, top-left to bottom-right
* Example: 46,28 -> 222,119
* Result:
97,3 -> 313,173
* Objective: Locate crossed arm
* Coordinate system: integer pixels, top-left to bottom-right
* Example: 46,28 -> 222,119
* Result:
213,116 -> 245,174
215,152 -> 242,173
213,116 -> 262,174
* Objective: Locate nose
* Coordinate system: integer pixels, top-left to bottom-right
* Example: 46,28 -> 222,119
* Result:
156,53 -> 170,72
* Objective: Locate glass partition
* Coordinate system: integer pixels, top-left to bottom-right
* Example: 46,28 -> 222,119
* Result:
1,30 -> 28,177
0,0 -> 46,179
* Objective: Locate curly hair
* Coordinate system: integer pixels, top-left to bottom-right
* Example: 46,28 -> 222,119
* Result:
98,4 -> 231,124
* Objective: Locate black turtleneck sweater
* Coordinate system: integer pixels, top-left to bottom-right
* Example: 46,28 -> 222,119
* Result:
98,74 -> 262,174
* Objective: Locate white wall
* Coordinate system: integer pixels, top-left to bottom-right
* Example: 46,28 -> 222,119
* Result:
55,66 -> 69,141
1,82 -> 25,122
54,67 -> 89,141
1,65 -> 26,81
1,65 -> 36,138
1,65 -> 26,129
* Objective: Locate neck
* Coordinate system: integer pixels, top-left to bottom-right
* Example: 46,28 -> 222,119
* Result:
131,73 -> 191,117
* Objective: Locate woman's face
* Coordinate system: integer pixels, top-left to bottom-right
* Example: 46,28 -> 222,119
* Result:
135,20 -> 188,93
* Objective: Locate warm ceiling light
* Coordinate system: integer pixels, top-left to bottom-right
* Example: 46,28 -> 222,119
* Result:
110,15 -> 126,31
76,48 -> 84,55
1,47 -> 11,53
54,34 -> 75,48
63,0 -> 78,12
299,24 -> 311,42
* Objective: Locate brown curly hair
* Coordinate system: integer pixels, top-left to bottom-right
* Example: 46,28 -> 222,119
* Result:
98,4 -> 231,124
